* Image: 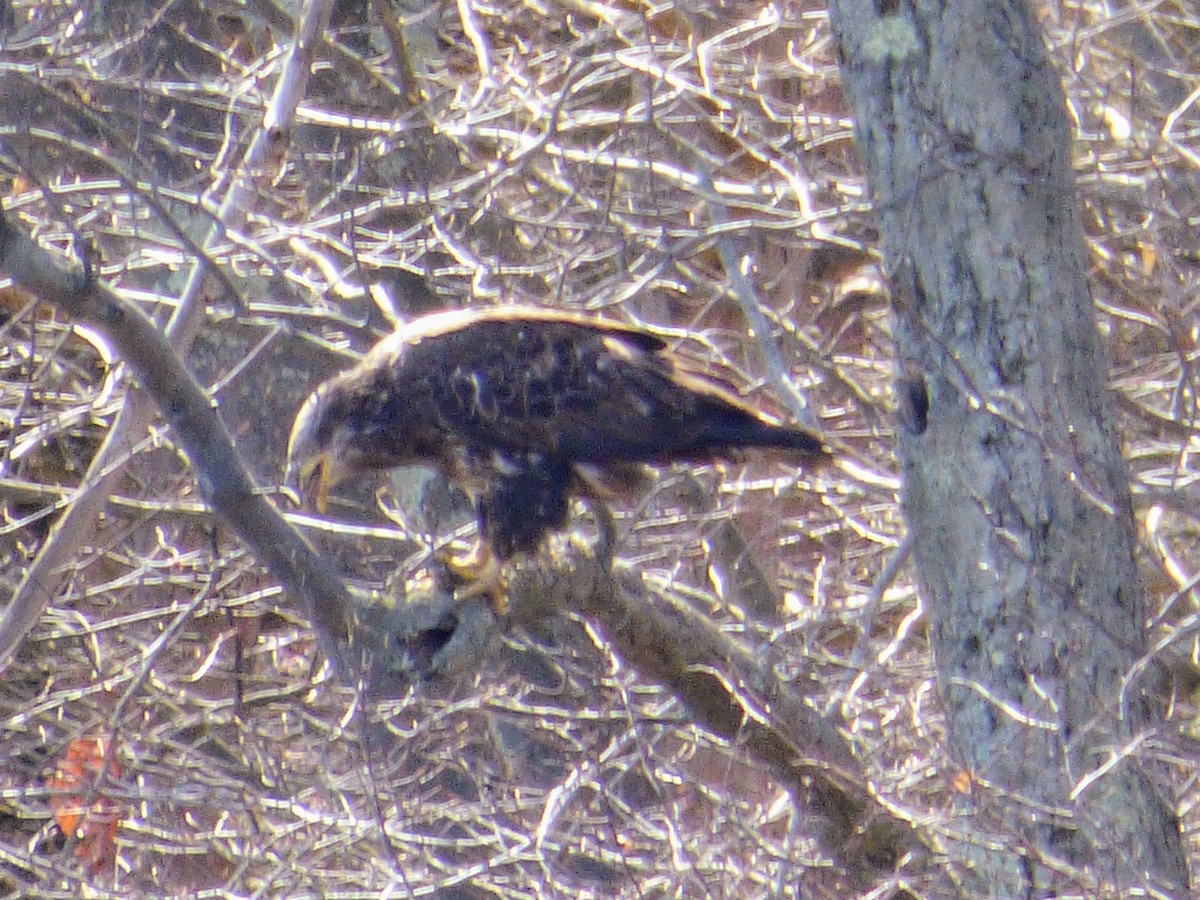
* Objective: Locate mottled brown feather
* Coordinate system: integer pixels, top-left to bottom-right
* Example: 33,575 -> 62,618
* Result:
286,305 -> 826,559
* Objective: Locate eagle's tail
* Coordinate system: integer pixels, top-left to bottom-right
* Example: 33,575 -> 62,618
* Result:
735,422 -> 826,457
702,411 -> 827,459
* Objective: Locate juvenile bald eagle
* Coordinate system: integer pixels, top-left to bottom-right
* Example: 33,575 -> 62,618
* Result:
285,306 -> 826,603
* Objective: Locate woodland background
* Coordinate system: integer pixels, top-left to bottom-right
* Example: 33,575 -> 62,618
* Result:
0,0 -> 1198,896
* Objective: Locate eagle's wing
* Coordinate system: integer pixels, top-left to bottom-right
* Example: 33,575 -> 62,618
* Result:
399,312 -> 819,464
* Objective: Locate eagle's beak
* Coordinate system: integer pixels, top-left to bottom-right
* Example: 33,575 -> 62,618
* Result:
296,455 -> 333,514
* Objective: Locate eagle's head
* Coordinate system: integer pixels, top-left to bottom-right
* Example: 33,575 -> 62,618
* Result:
285,360 -> 434,513
284,382 -> 365,513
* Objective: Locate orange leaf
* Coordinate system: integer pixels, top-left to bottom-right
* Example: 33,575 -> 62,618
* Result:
47,737 -> 122,874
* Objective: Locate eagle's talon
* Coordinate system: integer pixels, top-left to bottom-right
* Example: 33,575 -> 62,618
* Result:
441,542 -> 508,615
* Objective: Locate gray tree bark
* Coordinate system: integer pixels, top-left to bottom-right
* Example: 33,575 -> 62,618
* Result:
825,1 -> 1188,894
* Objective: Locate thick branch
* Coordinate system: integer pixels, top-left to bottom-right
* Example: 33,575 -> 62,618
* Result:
0,211 -> 352,670
404,539 -> 917,878
0,0 -> 336,675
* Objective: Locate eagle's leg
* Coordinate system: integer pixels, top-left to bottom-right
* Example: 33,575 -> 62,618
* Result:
454,464 -> 570,616
444,539 -> 508,615
592,501 -> 618,571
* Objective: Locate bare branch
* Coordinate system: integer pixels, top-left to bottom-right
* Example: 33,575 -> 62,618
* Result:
0,0 -> 338,674
0,209 -> 351,668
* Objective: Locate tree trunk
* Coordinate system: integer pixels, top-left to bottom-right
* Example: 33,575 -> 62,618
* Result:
825,1 -> 1188,894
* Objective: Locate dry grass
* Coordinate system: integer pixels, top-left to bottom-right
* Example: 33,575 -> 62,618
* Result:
0,0 -> 1197,896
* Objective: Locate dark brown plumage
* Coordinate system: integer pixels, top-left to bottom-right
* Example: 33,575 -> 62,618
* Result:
285,306 -> 827,595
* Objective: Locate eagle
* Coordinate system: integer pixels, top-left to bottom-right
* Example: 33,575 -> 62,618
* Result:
285,306 -> 827,606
